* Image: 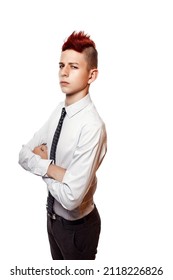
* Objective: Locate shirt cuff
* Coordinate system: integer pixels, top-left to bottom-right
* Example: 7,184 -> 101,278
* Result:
34,159 -> 52,176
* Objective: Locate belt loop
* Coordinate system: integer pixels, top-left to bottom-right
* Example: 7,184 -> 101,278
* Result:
48,213 -> 57,220
52,214 -> 56,220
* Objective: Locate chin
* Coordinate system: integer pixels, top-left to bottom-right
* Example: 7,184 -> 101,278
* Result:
62,91 -> 71,95
62,90 -> 75,96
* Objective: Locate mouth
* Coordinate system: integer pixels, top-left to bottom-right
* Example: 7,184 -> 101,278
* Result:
60,81 -> 69,86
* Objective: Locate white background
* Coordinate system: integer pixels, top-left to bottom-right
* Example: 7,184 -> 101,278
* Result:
0,0 -> 173,279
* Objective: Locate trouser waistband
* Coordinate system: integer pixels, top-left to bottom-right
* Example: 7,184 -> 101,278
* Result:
47,206 -> 96,225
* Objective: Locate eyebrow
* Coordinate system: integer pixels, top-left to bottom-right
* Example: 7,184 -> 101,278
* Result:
59,62 -> 79,65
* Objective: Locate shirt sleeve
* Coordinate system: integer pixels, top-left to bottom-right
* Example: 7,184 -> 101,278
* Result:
18,118 -> 52,176
46,123 -> 107,211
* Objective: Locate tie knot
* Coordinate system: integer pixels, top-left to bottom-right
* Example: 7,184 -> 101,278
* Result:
61,107 -> 66,118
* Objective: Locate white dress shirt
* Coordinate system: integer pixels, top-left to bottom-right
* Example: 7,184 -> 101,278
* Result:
19,94 -> 107,220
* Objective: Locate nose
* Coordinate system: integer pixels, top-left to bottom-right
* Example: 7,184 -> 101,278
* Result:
60,65 -> 69,77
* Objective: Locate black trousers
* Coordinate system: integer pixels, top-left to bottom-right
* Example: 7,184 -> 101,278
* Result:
47,206 -> 101,260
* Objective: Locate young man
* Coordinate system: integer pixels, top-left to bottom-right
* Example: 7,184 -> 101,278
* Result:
19,31 -> 107,260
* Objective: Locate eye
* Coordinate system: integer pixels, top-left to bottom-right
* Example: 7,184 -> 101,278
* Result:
59,64 -> 64,69
71,65 -> 78,69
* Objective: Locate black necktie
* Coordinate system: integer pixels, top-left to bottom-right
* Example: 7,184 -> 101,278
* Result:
47,107 -> 66,215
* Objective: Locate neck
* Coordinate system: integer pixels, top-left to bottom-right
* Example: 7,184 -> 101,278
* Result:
65,90 -> 89,106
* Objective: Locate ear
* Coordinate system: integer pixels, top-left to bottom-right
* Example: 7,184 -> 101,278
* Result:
88,69 -> 98,85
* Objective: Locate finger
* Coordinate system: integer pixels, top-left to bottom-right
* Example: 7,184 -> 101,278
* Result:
40,146 -> 45,152
41,145 -> 47,152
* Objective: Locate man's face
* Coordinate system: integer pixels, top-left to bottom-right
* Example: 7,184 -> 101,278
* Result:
59,49 -> 91,96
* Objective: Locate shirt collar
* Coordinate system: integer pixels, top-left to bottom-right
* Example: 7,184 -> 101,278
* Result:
64,94 -> 92,118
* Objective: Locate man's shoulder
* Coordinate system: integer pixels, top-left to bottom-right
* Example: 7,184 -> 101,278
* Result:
84,102 -> 105,127
80,109 -> 106,137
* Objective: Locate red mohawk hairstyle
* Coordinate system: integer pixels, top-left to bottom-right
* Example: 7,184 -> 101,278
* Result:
62,31 -> 96,52
62,31 -> 98,69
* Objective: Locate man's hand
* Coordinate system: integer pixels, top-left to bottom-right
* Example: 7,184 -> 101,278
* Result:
47,164 -> 66,182
33,144 -> 48,160
33,144 -> 66,182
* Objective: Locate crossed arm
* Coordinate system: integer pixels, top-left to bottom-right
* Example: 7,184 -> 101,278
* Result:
33,144 -> 66,182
